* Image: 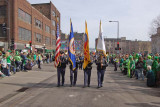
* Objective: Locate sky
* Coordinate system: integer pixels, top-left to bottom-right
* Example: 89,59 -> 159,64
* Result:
28,0 -> 160,48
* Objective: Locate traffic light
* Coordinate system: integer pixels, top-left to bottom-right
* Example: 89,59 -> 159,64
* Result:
115,42 -> 121,50
2,23 -> 7,34
10,38 -> 14,50
29,41 -> 32,47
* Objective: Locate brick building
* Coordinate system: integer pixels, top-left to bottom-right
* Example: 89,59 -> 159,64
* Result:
151,27 -> 160,54
0,0 -> 60,52
95,37 -> 151,54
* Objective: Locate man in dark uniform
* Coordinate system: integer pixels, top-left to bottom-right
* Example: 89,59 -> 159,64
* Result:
79,54 -> 83,70
83,61 -> 93,88
96,55 -> 108,88
69,56 -> 80,87
57,52 -> 67,87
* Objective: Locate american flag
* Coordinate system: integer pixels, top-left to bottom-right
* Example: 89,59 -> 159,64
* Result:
54,23 -> 61,67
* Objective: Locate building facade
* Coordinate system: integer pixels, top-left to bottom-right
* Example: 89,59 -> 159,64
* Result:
151,27 -> 160,54
61,32 -> 84,54
0,0 -> 60,52
95,37 -> 151,54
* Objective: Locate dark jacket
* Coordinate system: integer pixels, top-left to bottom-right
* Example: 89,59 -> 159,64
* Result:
69,59 -> 80,70
57,56 -> 67,68
96,59 -> 108,70
84,62 -> 93,70
136,61 -> 143,69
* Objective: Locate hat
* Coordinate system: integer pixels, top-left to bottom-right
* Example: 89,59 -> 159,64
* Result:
147,55 -> 151,59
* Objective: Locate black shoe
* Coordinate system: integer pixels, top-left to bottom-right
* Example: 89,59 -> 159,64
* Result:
97,86 -> 100,89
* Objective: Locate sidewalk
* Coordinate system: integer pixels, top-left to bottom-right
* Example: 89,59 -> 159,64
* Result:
0,63 -> 56,101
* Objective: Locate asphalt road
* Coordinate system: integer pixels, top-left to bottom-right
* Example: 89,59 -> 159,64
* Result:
1,63 -> 160,107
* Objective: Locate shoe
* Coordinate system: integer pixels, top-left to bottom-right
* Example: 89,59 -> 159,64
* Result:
97,86 -> 100,89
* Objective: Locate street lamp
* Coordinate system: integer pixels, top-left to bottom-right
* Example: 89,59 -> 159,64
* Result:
109,21 -> 120,54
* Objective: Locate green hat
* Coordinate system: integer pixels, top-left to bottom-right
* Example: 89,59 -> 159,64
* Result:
147,55 -> 151,59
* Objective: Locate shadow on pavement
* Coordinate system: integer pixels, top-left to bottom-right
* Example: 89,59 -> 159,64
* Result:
125,103 -> 160,107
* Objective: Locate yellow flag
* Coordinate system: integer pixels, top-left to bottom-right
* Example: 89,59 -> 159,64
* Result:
83,21 -> 91,69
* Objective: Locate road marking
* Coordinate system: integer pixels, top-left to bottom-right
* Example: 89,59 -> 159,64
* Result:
69,95 -> 75,97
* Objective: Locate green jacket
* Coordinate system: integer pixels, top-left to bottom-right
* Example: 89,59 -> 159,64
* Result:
14,55 -> 21,62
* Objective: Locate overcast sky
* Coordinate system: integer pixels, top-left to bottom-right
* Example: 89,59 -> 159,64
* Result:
28,0 -> 160,48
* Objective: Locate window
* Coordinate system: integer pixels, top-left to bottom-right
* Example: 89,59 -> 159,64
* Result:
18,8 -> 31,24
19,27 -> 31,41
45,25 -> 50,33
45,37 -> 50,45
0,24 -> 6,37
57,17 -> 59,22
0,6 -> 6,17
52,11 -> 56,17
35,33 -> 42,43
52,20 -> 55,26
35,18 -> 43,29
52,39 -> 56,46
52,30 -> 55,36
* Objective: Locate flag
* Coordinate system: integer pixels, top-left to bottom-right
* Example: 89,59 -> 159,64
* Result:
54,23 -> 61,67
68,19 -> 76,70
96,20 -> 106,56
83,21 -> 91,69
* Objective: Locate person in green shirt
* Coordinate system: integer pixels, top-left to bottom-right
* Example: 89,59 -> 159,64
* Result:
130,56 -> 135,78
33,53 -> 37,66
6,52 -> 12,74
14,51 -> 21,72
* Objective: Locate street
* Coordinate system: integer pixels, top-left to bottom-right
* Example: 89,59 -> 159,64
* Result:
0,63 -> 160,107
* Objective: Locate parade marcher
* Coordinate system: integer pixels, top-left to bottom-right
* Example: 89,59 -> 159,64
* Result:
96,55 -> 108,88
57,52 -> 67,87
83,61 -> 93,88
79,54 -> 83,70
146,65 -> 155,87
69,56 -> 80,87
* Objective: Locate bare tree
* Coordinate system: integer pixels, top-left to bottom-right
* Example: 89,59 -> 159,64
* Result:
149,15 -> 160,36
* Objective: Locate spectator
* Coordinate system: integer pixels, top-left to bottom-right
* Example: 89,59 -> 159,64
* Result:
146,66 -> 155,87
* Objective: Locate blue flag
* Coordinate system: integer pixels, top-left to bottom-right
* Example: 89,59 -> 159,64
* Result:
68,19 -> 76,70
